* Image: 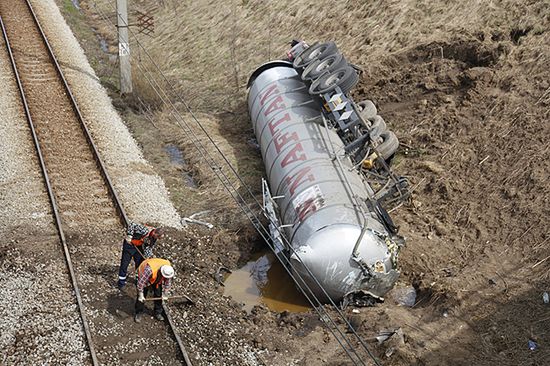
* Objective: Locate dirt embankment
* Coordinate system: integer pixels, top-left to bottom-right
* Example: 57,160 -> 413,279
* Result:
64,0 -> 549,365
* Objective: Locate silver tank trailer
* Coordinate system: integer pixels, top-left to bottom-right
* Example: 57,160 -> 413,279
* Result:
248,61 -> 399,302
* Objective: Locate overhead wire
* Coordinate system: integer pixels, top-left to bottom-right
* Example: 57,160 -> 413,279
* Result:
92,3 -> 379,364
131,62 -> 368,365
89,2 -> 382,365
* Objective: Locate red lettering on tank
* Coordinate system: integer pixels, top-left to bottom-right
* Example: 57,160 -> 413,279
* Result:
281,143 -> 306,167
285,167 -> 315,195
264,96 -> 285,116
259,83 -> 279,106
274,132 -> 299,153
296,199 -> 318,221
267,113 -> 291,136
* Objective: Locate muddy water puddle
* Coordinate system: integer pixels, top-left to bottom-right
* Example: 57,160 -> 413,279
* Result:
223,251 -> 311,313
165,144 -> 197,188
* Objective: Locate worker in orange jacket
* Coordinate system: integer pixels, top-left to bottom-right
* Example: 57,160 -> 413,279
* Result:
135,257 -> 174,323
117,222 -> 164,289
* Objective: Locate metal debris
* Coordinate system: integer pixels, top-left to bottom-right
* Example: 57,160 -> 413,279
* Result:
214,266 -> 232,286
182,210 -> 214,229
341,290 -> 384,309
375,328 -> 405,358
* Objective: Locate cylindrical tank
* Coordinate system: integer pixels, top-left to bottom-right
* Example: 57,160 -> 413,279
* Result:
247,61 -> 398,302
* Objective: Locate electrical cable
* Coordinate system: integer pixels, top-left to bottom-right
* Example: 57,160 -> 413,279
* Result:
92,4 -> 380,364
89,3 -> 382,365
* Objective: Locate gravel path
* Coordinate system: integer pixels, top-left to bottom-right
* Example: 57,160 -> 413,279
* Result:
0,18 -> 87,366
0,27 -> 51,234
30,0 -> 182,229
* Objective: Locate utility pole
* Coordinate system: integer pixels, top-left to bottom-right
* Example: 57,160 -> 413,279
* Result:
116,0 -> 132,94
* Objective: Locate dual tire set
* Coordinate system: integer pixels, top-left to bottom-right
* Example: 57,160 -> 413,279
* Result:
293,42 -> 359,95
293,41 -> 399,162
357,100 -> 399,162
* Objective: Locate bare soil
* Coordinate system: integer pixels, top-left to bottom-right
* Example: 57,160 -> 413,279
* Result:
53,0 -> 550,365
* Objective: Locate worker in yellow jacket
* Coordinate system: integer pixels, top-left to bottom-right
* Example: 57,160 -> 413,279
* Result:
135,258 -> 174,323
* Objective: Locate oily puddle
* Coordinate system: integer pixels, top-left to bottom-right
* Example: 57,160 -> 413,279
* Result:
223,251 -> 311,313
165,144 -> 197,188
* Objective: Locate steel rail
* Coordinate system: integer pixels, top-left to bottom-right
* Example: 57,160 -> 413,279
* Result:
0,13 -> 100,366
2,1 -> 193,364
22,0 -> 129,228
22,0 -> 192,362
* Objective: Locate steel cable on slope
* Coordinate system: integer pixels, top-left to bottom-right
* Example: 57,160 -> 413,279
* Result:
125,41 -> 381,366
130,59 -> 365,366
131,53 -> 381,365
94,4 -> 381,365
90,3 -> 382,365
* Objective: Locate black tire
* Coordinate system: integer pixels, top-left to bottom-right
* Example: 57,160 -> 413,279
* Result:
357,100 -> 377,120
368,115 -> 387,140
309,66 -> 359,95
375,131 -> 399,160
301,53 -> 347,81
293,41 -> 339,69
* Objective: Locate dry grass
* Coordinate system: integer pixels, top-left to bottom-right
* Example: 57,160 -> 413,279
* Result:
84,0 -> 549,238
124,0 -> 547,107
85,0 -> 549,235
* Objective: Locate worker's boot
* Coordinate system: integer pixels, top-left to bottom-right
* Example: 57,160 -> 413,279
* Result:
117,278 -> 126,290
134,313 -> 143,323
154,313 -> 165,321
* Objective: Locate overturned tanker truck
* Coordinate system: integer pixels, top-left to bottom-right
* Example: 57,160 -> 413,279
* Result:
247,41 -> 410,304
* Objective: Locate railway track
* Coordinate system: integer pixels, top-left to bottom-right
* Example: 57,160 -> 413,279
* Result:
0,0 -> 191,364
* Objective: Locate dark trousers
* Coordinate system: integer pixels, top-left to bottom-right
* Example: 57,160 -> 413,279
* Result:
117,240 -> 144,287
135,284 -> 163,315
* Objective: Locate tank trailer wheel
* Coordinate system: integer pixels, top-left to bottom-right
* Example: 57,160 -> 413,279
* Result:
301,52 -> 347,81
368,115 -> 387,140
293,41 -> 338,69
357,100 -> 377,121
309,65 -> 359,95
374,131 -> 399,161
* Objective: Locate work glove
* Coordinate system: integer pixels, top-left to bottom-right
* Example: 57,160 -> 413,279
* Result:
125,234 -> 133,243
138,291 -> 145,303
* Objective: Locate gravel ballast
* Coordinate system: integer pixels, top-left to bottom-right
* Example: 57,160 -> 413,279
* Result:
30,0 -> 182,229
0,245 -> 88,365
0,34 -> 51,233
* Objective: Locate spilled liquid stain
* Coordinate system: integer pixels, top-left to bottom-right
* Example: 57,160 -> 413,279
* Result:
223,251 -> 311,313
165,144 -> 197,188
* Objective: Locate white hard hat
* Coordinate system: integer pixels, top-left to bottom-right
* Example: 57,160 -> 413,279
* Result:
160,265 -> 174,279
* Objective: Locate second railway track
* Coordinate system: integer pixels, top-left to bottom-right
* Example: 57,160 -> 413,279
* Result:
0,0 -> 190,364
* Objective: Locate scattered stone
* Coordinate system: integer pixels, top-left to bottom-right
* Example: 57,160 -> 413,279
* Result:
390,286 -> 417,307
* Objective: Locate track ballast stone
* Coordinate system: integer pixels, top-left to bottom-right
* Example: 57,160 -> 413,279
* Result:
0,34 -> 51,233
31,0 -> 182,229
